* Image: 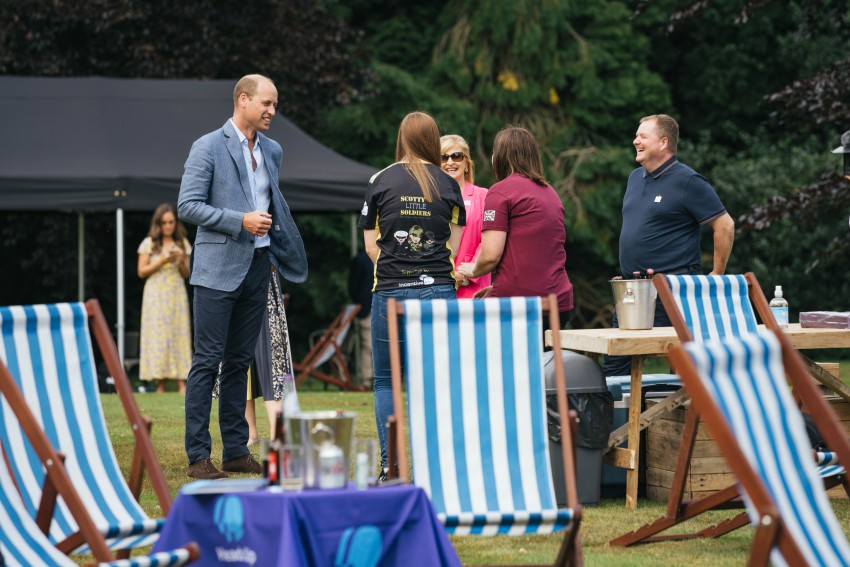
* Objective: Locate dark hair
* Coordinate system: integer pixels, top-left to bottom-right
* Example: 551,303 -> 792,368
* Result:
147,203 -> 188,253
640,114 -> 679,153
491,126 -> 547,186
395,112 -> 442,201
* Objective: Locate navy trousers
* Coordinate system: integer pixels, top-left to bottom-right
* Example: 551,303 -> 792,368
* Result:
185,252 -> 271,464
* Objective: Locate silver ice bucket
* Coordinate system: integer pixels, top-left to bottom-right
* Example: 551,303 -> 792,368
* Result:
610,278 -> 657,330
286,410 -> 355,488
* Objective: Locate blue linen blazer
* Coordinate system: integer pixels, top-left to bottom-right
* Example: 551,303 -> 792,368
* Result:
178,120 -> 308,292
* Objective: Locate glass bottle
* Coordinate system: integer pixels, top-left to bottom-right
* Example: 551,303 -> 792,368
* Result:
265,410 -> 286,485
266,439 -> 280,484
769,285 -> 789,329
274,410 -> 286,445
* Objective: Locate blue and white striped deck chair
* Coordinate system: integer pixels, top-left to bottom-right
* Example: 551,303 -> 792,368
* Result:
668,331 -> 850,566
662,273 -> 847,483
614,273 -> 849,547
0,434 -> 199,566
0,301 -> 178,560
388,295 -> 582,567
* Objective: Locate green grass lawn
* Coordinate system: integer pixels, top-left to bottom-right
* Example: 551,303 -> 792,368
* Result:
99,389 -> 850,566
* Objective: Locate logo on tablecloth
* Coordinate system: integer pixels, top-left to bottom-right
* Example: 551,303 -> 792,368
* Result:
213,496 -> 258,565
334,525 -> 382,567
214,495 -> 245,542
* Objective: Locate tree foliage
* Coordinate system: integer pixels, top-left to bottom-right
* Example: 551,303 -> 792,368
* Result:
766,57 -> 850,132
0,0 -> 371,128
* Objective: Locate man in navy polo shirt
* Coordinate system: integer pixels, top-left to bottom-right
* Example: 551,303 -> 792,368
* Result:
603,114 -> 735,377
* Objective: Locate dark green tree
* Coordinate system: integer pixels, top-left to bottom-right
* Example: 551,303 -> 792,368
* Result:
0,0 -> 371,129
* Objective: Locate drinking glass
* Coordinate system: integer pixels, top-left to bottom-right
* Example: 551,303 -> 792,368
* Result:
280,444 -> 305,492
354,438 -> 378,488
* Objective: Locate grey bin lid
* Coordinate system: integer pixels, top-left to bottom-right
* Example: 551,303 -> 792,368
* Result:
543,350 -> 608,394
605,374 -> 681,401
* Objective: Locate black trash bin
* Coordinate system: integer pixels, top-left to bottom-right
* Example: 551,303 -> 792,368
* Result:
544,350 -> 613,506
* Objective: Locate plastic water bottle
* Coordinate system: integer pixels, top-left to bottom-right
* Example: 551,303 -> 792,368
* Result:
769,285 -> 789,329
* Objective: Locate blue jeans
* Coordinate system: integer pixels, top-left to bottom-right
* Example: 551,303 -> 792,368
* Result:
371,285 -> 456,468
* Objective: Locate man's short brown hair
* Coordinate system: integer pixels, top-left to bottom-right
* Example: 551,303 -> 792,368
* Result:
233,74 -> 274,107
640,114 -> 679,153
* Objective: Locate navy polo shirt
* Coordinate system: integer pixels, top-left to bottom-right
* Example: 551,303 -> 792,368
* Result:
619,155 -> 726,277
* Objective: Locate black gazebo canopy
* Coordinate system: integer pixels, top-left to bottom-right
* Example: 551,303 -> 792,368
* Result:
0,76 -> 376,212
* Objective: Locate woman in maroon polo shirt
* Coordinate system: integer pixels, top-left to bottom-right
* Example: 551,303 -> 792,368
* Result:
457,126 -> 574,326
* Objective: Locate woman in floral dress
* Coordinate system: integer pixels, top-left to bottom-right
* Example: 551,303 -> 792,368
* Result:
244,267 -> 299,444
137,203 -> 193,393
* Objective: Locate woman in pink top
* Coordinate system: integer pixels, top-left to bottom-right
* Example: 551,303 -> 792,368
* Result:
440,134 -> 491,298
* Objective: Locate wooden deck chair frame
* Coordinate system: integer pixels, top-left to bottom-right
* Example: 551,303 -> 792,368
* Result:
0,300 -> 175,559
86,300 -> 174,512
613,272 -> 850,547
293,304 -> 365,391
666,331 -> 850,565
387,294 -> 583,567
0,356 -> 199,565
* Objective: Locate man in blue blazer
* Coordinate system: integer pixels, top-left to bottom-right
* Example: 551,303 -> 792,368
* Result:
178,74 -> 308,479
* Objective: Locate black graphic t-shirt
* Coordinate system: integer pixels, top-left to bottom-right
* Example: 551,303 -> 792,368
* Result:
358,163 -> 465,291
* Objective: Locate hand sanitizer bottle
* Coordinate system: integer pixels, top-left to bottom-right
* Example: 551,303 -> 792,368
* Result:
769,285 -> 789,329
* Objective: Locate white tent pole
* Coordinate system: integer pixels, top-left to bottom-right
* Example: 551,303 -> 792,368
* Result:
116,208 -> 125,365
78,213 -> 85,302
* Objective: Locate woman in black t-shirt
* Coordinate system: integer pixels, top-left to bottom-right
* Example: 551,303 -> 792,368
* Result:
358,111 -> 465,476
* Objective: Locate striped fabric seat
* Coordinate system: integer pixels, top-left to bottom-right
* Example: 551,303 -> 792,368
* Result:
0,303 -> 164,555
666,274 -> 758,341
401,297 -> 573,536
683,331 -> 850,566
0,442 -> 194,567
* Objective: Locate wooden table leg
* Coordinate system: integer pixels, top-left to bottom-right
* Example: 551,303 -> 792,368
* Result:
802,355 -> 850,403
625,355 -> 644,510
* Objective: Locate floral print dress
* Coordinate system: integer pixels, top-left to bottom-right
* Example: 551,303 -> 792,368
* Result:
137,237 -> 192,381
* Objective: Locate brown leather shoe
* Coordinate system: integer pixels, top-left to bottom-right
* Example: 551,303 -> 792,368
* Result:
222,453 -> 263,475
187,458 -> 229,480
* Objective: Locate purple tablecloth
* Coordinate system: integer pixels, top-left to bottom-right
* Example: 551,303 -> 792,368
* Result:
153,483 -> 460,566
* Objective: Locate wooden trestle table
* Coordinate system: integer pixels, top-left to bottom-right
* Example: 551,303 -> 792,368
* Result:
546,324 -> 850,509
